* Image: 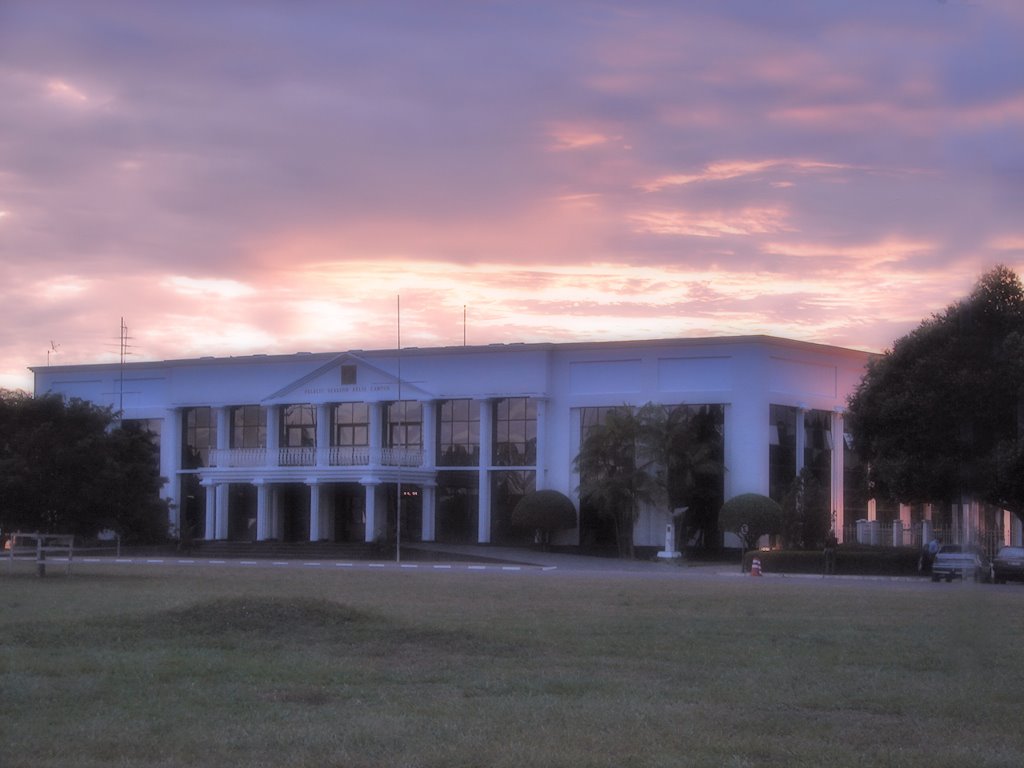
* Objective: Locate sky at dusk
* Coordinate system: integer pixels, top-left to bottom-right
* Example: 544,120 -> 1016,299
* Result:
2,0 -> 1023,392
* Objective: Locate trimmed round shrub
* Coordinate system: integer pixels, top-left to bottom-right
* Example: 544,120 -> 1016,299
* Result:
511,490 -> 578,532
719,493 -> 782,550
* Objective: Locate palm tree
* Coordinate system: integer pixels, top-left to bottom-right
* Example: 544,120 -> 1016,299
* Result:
574,407 -> 655,558
645,404 -> 726,549
574,403 -> 726,557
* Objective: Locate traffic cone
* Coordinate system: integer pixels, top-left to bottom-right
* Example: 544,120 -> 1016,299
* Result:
751,558 -> 762,577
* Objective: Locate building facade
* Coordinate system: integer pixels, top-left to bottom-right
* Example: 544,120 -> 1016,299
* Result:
32,335 -> 875,549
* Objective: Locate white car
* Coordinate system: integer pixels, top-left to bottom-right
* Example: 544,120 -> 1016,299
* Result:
930,545 -> 989,583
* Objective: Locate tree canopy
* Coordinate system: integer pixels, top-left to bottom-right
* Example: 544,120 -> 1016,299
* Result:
846,265 -> 1024,518
0,390 -> 170,542
718,493 -> 782,551
511,490 -> 578,544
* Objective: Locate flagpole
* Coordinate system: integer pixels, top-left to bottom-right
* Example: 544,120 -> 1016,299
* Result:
396,294 -> 402,564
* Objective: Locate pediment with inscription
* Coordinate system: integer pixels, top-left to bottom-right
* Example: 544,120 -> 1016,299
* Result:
262,353 -> 433,404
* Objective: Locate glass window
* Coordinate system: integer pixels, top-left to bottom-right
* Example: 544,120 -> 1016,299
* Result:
438,398 -> 480,466
281,404 -> 316,448
493,397 -> 536,466
769,404 -> 797,502
230,405 -> 266,449
385,401 -> 422,450
333,402 -> 369,447
182,407 -> 216,468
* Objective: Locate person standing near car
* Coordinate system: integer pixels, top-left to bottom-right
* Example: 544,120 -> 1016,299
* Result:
824,530 -> 838,575
921,536 -> 940,573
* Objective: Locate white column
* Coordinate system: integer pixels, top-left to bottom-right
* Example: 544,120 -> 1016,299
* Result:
478,399 -> 493,544
831,409 -> 845,543
162,408 -> 182,536
535,398 -> 548,489
363,481 -> 381,542
203,481 -> 217,541
369,402 -> 383,466
724,398 -> 770,499
266,405 -> 280,466
215,483 -> 230,539
422,400 -> 437,467
421,483 -> 436,541
308,480 -> 323,541
316,403 -> 331,467
254,480 -> 269,540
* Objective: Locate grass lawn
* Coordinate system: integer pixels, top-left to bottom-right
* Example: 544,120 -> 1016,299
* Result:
2,563 -> 1024,767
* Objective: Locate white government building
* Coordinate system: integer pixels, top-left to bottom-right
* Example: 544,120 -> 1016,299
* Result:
34,334 -> 1016,550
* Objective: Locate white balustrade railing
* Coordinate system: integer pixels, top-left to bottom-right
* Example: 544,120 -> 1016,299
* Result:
204,445 -> 423,469
208,448 -> 267,467
328,446 -> 371,466
380,447 -> 424,467
279,447 -> 316,466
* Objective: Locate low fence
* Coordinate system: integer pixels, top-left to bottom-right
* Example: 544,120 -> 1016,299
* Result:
5,532 -> 74,576
842,522 -> 1004,558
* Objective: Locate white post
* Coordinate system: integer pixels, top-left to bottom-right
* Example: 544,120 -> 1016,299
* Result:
316,404 -> 331,467
215,483 -> 230,540
255,480 -> 269,540
308,480 -> 322,541
535,398 -> 548,489
421,483 -> 436,541
363,481 -> 380,543
266,405 -> 280,466
831,409 -> 845,543
477,399 -> 493,544
203,481 -> 216,541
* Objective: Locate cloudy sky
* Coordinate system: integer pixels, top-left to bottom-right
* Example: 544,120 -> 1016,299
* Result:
2,0 -> 1023,391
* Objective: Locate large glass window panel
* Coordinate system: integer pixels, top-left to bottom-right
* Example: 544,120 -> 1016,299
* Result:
332,402 -> 370,447
385,401 -> 422,449
437,398 -> 480,466
230,405 -> 266,449
769,404 -> 797,503
493,397 -> 536,466
490,469 -> 537,544
182,407 -> 216,468
281,404 -> 316,447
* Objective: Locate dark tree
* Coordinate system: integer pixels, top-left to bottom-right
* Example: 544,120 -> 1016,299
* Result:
781,467 -> 830,549
846,266 -> 1024,521
0,390 -> 170,542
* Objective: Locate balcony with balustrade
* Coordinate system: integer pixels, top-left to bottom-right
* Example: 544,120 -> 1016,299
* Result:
208,446 -> 424,469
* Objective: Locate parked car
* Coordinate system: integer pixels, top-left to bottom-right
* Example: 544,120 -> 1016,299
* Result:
930,544 -> 990,582
990,546 -> 1024,584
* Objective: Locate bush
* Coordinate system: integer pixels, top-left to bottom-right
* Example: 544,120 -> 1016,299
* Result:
511,490 -> 577,538
742,546 -> 923,576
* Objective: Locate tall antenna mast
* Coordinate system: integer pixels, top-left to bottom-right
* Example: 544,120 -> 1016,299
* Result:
396,295 -> 402,564
463,305 -> 467,346
119,317 -> 128,417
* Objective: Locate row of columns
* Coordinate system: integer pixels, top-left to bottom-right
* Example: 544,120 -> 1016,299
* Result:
201,477 -> 440,543
195,397 -> 547,544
